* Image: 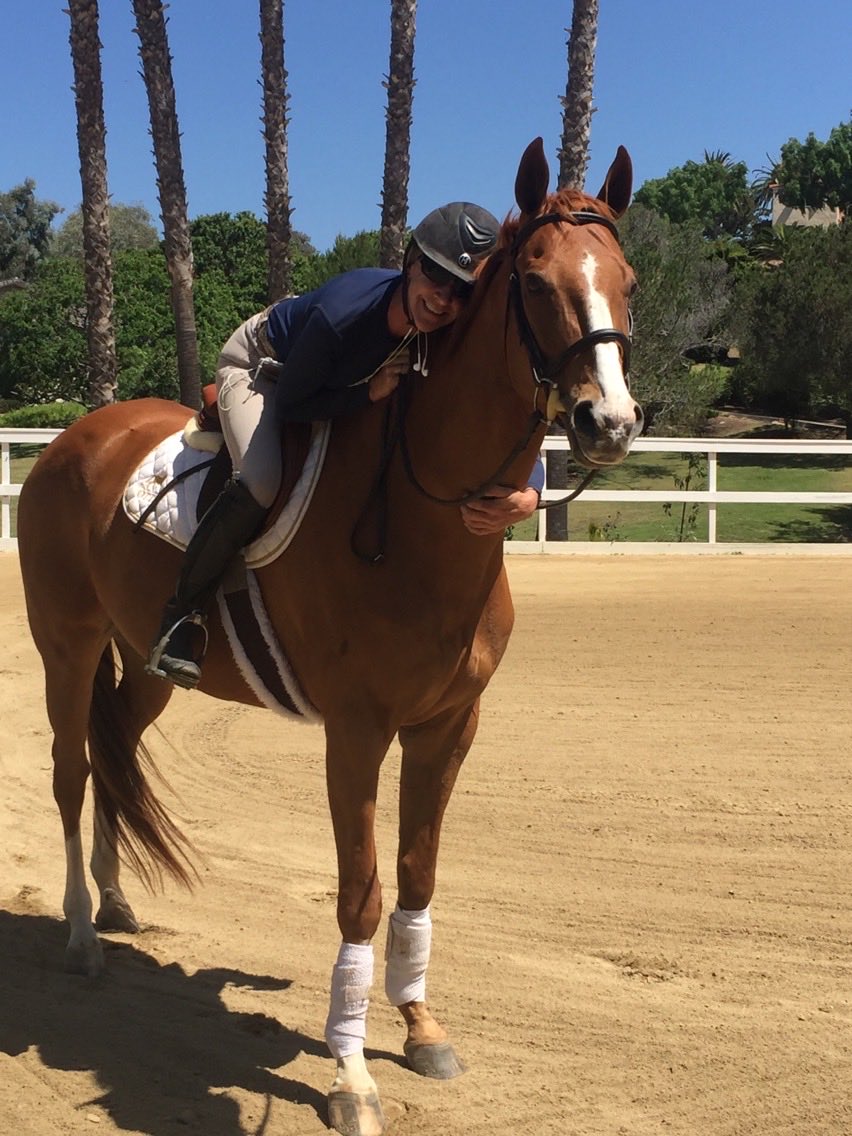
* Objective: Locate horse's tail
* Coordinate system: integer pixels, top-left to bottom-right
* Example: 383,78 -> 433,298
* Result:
88,645 -> 196,891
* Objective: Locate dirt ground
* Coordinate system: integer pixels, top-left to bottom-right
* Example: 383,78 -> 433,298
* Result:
2,550 -> 851,1136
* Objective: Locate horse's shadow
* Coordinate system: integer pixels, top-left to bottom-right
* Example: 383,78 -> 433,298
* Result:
0,909 -> 401,1135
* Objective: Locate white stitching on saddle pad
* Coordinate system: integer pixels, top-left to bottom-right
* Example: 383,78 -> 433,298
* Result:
121,420 -> 330,566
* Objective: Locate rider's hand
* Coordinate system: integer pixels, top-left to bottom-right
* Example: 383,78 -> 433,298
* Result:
460,484 -> 540,535
368,357 -> 409,402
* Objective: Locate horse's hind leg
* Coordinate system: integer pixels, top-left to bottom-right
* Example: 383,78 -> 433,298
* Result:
90,638 -> 174,934
36,623 -> 113,976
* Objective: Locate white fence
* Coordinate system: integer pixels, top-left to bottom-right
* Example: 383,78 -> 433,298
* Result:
3,429 -> 852,554
1,428 -> 63,551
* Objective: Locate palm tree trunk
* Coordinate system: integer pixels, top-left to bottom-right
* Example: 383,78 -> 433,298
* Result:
379,0 -> 417,269
552,0 -> 600,538
558,0 -> 599,190
67,0 -> 117,409
259,0 -> 293,300
132,0 -> 201,409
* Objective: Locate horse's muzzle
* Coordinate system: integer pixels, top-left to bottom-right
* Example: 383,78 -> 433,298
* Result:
565,397 -> 644,468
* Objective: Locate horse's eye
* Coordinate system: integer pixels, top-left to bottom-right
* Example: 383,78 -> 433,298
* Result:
628,279 -> 639,298
525,272 -> 548,295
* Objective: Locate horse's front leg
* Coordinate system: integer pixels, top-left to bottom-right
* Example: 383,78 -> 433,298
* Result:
323,718 -> 392,1136
391,699 -> 480,1079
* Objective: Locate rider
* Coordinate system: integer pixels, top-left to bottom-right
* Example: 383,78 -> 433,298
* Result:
147,202 -> 542,689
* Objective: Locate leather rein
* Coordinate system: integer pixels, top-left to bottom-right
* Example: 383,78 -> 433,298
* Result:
352,210 -> 632,560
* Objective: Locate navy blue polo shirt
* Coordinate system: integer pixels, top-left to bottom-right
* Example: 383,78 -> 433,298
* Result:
265,269 -> 406,423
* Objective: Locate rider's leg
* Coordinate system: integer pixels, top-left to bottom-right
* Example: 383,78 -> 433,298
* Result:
146,478 -> 268,688
147,325 -> 282,688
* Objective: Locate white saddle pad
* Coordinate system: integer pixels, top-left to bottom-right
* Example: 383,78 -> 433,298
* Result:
122,420 -> 330,569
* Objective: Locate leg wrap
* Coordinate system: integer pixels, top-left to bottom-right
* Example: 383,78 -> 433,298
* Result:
384,904 -> 432,1006
324,942 -> 374,1060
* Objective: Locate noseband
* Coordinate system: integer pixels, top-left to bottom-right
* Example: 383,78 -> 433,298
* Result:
509,210 -> 632,389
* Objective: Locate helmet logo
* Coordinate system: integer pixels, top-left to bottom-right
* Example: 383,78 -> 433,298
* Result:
458,252 -> 472,268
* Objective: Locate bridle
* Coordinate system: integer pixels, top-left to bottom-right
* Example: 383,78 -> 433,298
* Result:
352,209 -> 634,560
508,209 -> 632,392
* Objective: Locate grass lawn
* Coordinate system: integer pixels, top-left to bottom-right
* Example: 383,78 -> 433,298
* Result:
510,449 -> 852,544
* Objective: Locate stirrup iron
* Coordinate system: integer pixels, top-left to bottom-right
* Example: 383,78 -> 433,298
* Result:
145,611 -> 208,680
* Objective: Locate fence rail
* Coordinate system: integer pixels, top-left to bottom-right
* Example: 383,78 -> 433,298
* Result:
1,429 -> 63,551
3,428 -> 852,553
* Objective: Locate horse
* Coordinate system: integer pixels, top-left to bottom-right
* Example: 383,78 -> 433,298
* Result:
17,137 -> 641,1136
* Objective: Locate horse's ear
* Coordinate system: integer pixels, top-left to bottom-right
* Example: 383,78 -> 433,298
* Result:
595,146 -> 633,218
515,137 -> 550,216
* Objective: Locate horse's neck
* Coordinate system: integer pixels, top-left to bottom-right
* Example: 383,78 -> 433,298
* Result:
406,273 -> 540,497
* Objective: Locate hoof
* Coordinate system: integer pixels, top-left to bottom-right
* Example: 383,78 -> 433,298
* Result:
404,1039 -> 466,1080
64,934 -> 105,978
95,888 -> 140,933
327,1089 -> 386,1136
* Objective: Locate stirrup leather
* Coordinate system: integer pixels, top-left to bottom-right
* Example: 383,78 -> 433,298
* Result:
145,611 -> 209,679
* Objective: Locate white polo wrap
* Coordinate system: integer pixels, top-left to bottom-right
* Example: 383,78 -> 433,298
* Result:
324,942 -> 374,1059
384,904 -> 432,1006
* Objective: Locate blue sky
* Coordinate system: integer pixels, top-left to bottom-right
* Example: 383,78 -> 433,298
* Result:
3,1 -> 850,253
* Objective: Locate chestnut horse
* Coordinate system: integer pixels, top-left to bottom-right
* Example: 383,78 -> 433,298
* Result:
17,138 -> 641,1136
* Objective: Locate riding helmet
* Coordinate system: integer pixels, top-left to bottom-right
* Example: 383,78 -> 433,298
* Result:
411,202 -> 501,282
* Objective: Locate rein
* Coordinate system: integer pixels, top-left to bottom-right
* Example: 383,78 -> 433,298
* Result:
352,208 -> 632,558
396,380 -> 546,508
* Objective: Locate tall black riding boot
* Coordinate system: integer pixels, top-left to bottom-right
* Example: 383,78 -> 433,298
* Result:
146,479 -> 268,688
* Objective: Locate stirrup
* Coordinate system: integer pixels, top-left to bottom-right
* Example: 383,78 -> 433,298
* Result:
145,611 -> 208,681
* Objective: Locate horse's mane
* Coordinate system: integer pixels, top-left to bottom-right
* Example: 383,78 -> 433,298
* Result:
444,186 -> 616,355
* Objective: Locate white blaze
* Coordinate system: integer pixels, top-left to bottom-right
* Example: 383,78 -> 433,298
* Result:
581,251 -> 633,421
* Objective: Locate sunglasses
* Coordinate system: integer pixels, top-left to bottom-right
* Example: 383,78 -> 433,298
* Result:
418,255 -> 474,300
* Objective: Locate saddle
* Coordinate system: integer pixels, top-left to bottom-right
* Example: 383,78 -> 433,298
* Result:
124,386 -> 330,569
122,387 -> 328,722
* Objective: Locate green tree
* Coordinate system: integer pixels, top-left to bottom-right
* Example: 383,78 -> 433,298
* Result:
0,244 -> 247,406
190,211 -> 315,315
774,118 -> 852,213
634,152 -> 755,242
621,204 -> 733,432
0,180 -> 62,280
190,211 -> 268,315
294,229 -> 380,293
0,258 -> 87,402
732,221 -> 852,429
51,202 -> 159,258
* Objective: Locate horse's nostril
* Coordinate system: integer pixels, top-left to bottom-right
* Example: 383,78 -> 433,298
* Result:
572,400 -> 596,439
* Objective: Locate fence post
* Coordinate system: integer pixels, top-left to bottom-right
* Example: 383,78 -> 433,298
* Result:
544,424 -> 569,540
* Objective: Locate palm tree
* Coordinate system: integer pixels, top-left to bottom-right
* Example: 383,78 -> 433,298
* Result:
379,0 -> 417,269
552,1 -> 600,538
131,0 -> 201,409
558,0 -> 599,190
259,0 -> 293,300
67,0 -> 117,408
